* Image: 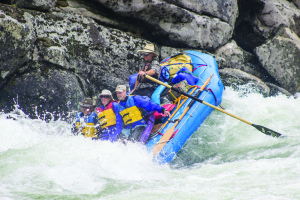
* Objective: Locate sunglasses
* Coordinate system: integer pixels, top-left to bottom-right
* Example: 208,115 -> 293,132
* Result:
142,53 -> 150,56
100,95 -> 111,99
81,106 -> 90,108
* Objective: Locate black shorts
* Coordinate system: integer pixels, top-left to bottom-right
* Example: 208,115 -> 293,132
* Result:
132,87 -> 155,98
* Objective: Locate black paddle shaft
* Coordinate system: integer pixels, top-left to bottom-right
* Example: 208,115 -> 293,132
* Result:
172,86 -> 204,104
186,89 -> 203,108
145,75 -> 282,138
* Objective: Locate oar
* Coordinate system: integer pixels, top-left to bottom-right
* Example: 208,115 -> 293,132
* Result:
153,74 -> 213,156
153,87 -> 197,134
146,75 -> 282,138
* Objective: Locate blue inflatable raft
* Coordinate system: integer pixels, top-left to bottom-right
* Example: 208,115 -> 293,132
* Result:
130,51 -> 224,164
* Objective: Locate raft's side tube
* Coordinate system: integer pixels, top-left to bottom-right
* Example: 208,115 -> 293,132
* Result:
151,84 -> 166,105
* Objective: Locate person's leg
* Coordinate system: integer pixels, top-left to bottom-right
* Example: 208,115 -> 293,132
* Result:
117,132 -> 128,144
139,114 -> 155,144
132,88 -> 155,98
128,126 -> 146,142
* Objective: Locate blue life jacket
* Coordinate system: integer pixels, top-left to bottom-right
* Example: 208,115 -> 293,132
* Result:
118,96 -> 147,129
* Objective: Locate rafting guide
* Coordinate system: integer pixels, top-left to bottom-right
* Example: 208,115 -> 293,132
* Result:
130,43 -> 161,98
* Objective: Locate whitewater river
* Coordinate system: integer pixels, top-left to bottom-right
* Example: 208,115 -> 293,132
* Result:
1,86 -> 299,200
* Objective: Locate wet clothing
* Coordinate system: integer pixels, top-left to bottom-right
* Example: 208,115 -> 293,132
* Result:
133,58 -> 160,98
118,95 -> 165,142
96,101 -> 123,142
118,125 -> 147,143
72,112 -> 100,139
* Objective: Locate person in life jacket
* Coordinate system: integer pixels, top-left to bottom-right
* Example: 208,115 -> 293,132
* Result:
95,89 -> 123,142
116,85 -> 171,143
130,43 -> 161,98
72,97 -> 100,139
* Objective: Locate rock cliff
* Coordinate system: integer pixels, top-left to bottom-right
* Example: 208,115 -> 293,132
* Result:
0,0 -> 299,119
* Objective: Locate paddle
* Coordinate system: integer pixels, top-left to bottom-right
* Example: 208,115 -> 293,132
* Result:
153,74 -> 213,156
145,75 -> 282,138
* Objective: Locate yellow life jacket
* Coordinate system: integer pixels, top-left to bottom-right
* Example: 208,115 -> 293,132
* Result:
119,106 -> 143,126
162,54 -> 193,78
98,109 -> 116,129
76,122 -> 97,138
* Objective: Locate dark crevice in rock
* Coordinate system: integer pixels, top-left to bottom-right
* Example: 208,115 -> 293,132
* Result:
233,0 -> 266,53
41,60 -> 71,71
250,57 -> 281,86
55,0 -> 69,7
233,21 -> 266,53
74,74 -> 85,96
0,1 -> 13,5
201,11 -> 228,24
0,61 -> 31,91
293,15 -> 300,37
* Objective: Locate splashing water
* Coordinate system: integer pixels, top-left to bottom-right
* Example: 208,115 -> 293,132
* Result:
1,86 -> 300,199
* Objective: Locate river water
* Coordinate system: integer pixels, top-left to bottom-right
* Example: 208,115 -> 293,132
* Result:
1,86 -> 299,200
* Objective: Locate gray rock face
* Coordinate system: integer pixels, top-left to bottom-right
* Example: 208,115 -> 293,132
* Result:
253,0 -> 300,39
0,6 -> 35,89
0,4 -> 147,118
164,0 -> 238,26
95,0 -> 236,49
255,27 -> 300,94
215,40 -> 263,79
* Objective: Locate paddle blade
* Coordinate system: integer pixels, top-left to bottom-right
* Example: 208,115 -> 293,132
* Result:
252,124 -> 282,138
153,126 -> 176,156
